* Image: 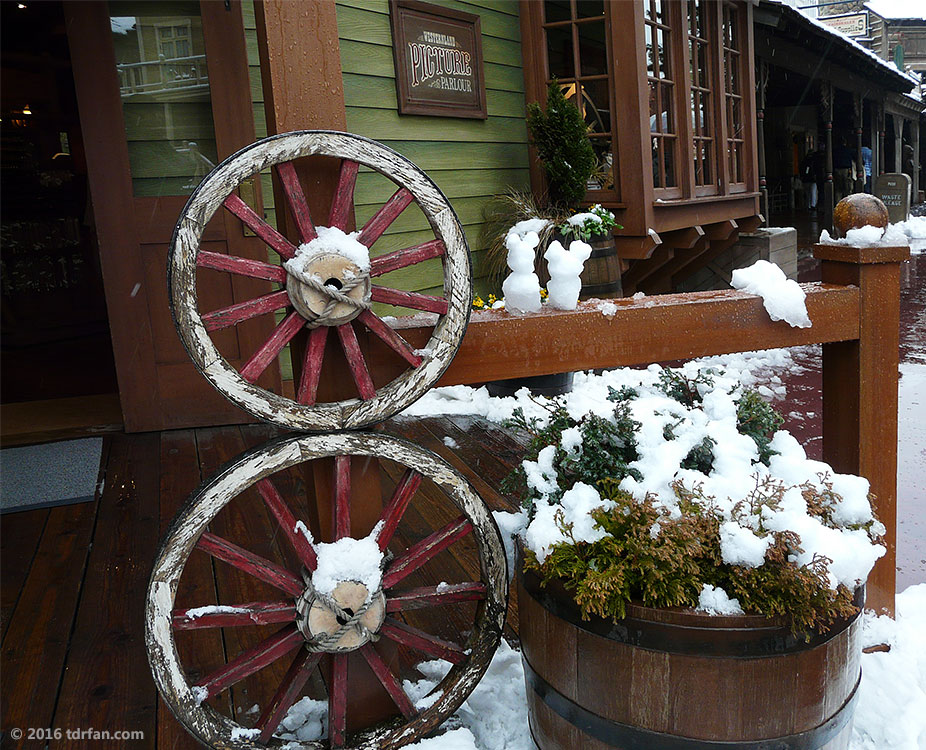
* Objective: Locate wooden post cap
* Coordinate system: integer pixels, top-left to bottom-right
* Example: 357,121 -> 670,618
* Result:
813,243 -> 911,264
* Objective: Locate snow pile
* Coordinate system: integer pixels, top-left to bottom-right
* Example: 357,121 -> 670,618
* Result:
183,605 -> 250,619
731,260 -> 812,328
819,224 -> 909,247
564,211 -> 602,229
543,239 -> 592,310
892,216 -> 926,241
284,225 -> 371,283
277,697 -> 327,742
501,231 -> 542,314
403,351 -> 883,593
853,584 -> 926,750
505,218 -> 551,243
310,524 -> 384,596
697,584 -> 744,615
525,483 -> 614,563
402,639 -> 533,750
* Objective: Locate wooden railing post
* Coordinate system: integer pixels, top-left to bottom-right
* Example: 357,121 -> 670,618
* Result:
815,242 -> 910,615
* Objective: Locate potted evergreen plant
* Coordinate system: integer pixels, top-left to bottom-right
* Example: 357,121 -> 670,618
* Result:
500,364 -> 884,749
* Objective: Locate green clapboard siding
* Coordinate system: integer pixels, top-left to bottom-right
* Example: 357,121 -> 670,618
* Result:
337,0 -> 529,298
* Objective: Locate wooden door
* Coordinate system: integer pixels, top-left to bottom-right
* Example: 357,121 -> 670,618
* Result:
64,0 -> 278,432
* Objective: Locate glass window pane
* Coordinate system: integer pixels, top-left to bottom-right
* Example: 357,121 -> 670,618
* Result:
112,1 -> 216,197
657,28 -> 670,78
588,135 -> 614,190
646,25 -> 657,77
578,21 -> 607,76
545,25 -> 575,80
652,137 -> 662,187
544,0 -> 571,23
576,0 -> 605,19
661,84 -> 674,134
581,79 -> 611,135
649,81 -> 659,131
664,140 -> 676,186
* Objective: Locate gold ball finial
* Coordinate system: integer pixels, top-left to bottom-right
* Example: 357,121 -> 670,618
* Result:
833,194 -> 889,238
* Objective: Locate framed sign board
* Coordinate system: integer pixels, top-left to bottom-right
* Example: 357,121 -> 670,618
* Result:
389,0 -> 487,119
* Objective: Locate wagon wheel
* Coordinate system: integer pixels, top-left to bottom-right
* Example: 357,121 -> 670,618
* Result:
146,432 -> 508,749
169,131 -> 471,431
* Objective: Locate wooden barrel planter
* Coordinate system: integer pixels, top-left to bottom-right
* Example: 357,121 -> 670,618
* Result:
518,567 -> 863,750
580,233 -> 622,299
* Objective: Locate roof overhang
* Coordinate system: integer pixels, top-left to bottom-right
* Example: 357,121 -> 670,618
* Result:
755,0 -> 917,94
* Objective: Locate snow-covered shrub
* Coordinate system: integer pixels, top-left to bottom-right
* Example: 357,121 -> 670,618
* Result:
503,365 -> 885,635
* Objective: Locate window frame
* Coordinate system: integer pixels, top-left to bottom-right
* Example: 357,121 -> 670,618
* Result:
538,1 -> 620,203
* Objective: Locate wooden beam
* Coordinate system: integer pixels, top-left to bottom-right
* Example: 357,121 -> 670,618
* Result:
817,243 -> 910,616
615,232 -> 661,261
670,235 -> 739,288
381,285 -> 859,386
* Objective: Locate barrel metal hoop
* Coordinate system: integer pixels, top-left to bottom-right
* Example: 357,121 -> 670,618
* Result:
522,653 -> 861,750
519,568 -> 863,659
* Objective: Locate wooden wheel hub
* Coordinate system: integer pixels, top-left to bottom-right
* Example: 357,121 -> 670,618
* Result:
285,252 -> 371,327
296,580 -> 386,652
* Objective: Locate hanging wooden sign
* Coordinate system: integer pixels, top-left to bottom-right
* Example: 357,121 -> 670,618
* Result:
389,0 -> 487,119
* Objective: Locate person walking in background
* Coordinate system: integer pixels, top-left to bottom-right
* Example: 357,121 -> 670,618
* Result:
861,142 -> 872,193
833,136 -> 856,202
800,148 -> 824,211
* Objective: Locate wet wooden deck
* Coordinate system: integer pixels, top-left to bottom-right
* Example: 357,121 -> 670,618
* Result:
1,416 -> 527,748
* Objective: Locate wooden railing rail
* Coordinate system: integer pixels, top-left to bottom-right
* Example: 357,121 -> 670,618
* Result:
382,243 -> 909,614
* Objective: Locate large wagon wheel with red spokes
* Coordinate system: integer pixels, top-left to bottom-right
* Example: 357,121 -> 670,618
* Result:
169,130 -> 471,431
146,432 -> 508,749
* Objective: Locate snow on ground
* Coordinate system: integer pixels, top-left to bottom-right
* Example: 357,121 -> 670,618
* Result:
273,586 -> 926,749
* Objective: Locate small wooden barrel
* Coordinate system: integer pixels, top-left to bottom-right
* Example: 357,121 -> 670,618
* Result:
580,234 -> 622,299
518,568 -> 862,750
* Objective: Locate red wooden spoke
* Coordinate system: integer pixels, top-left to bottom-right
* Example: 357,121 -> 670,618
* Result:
359,644 -> 417,719
357,187 -> 414,248
383,516 -> 472,590
223,193 -> 297,259
296,325 -> 328,406
240,311 -> 306,383
193,625 -> 304,700
333,455 -> 351,540
376,469 -> 422,552
172,601 -> 296,630
328,159 -> 360,231
201,290 -> 291,332
197,250 -> 287,283
256,649 -> 324,743
370,239 -> 446,278
379,618 -> 467,665
256,479 -> 318,571
356,310 -> 423,368
370,286 -> 449,315
196,532 -> 303,597
385,582 -> 486,613
329,653 -> 349,749
336,322 -> 377,400
275,160 -> 318,244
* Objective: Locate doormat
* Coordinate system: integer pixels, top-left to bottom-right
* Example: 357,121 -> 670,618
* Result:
0,437 -> 103,514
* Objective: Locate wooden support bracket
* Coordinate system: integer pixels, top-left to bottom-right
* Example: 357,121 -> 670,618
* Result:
615,232 -> 662,261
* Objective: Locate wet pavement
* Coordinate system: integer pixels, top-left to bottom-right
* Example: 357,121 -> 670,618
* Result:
768,207 -> 926,592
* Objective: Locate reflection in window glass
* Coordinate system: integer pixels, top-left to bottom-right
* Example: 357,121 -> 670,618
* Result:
578,21 -> 607,77
111,1 -> 217,197
543,0 -> 571,23
545,25 -> 575,81
575,0 -> 605,19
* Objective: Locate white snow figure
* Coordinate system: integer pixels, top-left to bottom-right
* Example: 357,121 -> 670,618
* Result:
543,239 -> 592,310
502,230 -> 542,313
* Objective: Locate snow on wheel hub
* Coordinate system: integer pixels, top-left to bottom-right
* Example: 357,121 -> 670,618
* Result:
296,579 -> 386,652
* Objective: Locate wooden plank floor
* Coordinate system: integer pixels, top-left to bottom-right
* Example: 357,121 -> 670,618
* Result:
0,417 -> 526,748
